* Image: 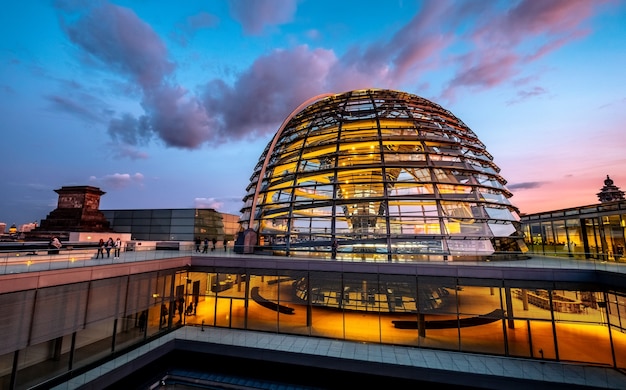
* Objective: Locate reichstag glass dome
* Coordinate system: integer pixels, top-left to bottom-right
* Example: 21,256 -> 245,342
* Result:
240,89 -> 527,261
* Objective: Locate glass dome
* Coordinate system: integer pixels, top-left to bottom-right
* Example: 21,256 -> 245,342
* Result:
240,89 -> 527,261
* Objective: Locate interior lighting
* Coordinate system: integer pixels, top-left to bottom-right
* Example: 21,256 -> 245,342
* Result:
241,89 -> 527,260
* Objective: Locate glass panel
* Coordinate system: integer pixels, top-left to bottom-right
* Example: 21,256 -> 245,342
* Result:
246,271 -> 278,332
584,218 -> 601,259
416,276 -> 459,351
147,233 -> 170,241
151,210 -> 172,218
505,318 -> 532,358
277,270 -> 309,335
380,274 -> 418,347
343,273 -> 381,343
528,319 -> 556,360
602,215 -> 626,262
73,318 -> 115,369
510,288 -> 553,321
457,284 -> 505,355
115,310 -> 147,351
15,336 -> 72,389
555,321 -> 612,365
172,209 -> 194,217
214,297 -> 236,328
565,219 -> 584,259
309,271 -> 344,339
609,291 -> 626,368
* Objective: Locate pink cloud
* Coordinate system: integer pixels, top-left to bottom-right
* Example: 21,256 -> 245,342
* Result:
194,197 -> 224,210
89,173 -> 144,189
502,0 -> 598,39
61,3 -> 174,89
228,0 -> 297,35
53,0 -> 613,151
58,2 -> 213,149
328,1 -> 455,90
440,0 -> 606,100
202,45 -> 336,140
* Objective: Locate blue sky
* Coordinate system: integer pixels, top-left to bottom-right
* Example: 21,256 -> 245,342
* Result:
1,0 -> 625,228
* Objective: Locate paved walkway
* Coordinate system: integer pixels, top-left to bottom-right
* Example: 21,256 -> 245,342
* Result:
52,326 -> 626,390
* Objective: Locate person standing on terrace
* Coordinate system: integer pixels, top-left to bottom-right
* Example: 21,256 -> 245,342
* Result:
96,238 -> 105,259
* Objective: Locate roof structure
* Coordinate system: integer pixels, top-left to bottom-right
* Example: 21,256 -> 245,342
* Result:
240,89 -> 527,261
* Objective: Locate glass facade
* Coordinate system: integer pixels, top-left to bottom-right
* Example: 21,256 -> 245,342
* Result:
102,208 -> 240,242
0,270 -> 179,389
240,89 -> 527,261
521,201 -> 626,261
3,265 -> 625,389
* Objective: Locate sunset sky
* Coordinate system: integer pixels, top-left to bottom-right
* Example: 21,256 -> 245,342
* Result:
1,0 -> 625,227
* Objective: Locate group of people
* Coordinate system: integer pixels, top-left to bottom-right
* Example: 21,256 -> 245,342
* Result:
96,237 -> 122,259
158,298 -> 198,327
195,237 -> 228,253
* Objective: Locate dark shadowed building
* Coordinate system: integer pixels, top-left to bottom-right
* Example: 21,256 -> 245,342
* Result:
26,186 -> 112,240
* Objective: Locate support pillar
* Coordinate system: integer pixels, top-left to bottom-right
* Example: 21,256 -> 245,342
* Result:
505,287 -> 515,329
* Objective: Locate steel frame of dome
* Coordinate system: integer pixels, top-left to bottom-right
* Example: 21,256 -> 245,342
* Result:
240,89 -> 527,261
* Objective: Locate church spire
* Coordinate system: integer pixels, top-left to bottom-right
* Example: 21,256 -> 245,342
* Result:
597,175 -> 625,203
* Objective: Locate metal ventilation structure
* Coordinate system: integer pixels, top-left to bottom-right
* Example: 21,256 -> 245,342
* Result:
240,89 -> 527,261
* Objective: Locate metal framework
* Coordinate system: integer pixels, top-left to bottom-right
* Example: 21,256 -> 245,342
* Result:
240,89 -> 527,261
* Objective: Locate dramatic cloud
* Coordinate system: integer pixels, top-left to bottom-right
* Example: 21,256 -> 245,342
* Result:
228,0 -> 297,35
107,113 -> 152,146
53,0 -> 609,151
202,46 -> 336,140
327,1 -> 454,91
442,0 -> 602,98
57,2 -> 212,149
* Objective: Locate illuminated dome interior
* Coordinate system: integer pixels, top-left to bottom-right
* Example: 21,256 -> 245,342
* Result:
240,89 -> 527,261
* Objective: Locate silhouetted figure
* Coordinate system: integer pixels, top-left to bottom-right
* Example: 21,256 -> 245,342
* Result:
212,237 -> 217,251
138,311 -> 146,332
195,237 -> 201,252
105,237 -> 114,258
96,239 -> 105,259
202,238 -> 209,253
161,304 -> 168,325
49,236 -> 62,255
177,298 -> 184,322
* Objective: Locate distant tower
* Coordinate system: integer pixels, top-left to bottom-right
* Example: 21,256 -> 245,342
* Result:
597,175 -> 625,203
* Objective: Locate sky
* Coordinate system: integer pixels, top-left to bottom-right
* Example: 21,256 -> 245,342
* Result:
1,0 -> 625,228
